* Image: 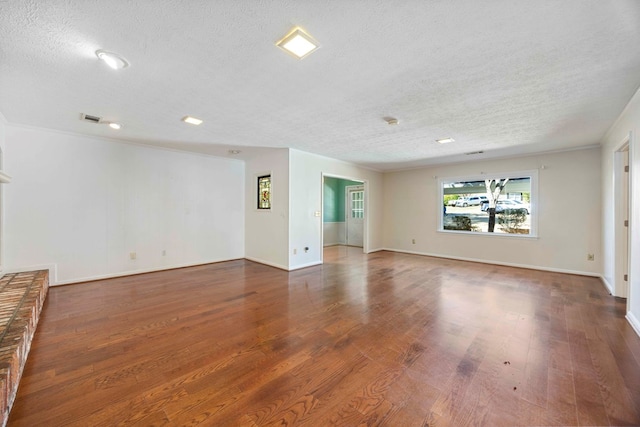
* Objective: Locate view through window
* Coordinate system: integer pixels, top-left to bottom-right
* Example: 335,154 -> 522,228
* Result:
440,171 -> 537,236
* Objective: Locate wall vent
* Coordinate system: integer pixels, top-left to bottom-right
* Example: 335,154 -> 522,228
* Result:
80,113 -> 102,123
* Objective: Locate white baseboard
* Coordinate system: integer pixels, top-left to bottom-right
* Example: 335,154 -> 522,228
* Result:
379,248 -> 601,277
366,247 -> 386,254
10,259 -> 241,286
600,275 -> 614,295
288,261 -> 322,271
244,256 -> 289,271
626,312 -> 640,339
4,264 -> 58,284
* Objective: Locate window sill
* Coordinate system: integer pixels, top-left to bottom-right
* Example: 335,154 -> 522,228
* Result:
437,229 -> 538,239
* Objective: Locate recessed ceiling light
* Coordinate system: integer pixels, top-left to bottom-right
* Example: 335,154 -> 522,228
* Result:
96,50 -> 129,70
436,137 -> 455,144
276,27 -> 320,59
182,116 -> 203,126
108,122 -> 122,130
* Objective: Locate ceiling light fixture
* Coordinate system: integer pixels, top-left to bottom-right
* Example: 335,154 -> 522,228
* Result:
384,117 -> 399,125
108,122 -> 122,130
436,137 -> 455,144
95,50 -> 129,70
276,27 -> 320,59
182,116 -> 203,126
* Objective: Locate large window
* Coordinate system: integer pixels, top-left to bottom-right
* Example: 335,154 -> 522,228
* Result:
439,170 -> 537,237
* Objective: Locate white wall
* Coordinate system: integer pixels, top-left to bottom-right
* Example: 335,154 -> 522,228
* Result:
4,125 -> 244,284
244,149 -> 290,269
0,113 -> 6,155
383,147 -> 602,275
289,149 -> 383,270
0,113 -> 7,273
323,222 -> 345,246
601,87 -> 640,334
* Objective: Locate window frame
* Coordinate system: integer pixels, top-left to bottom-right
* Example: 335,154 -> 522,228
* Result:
256,174 -> 272,211
438,169 -> 539,238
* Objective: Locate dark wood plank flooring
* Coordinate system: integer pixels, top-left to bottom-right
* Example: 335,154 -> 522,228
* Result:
8,246 -> 640,426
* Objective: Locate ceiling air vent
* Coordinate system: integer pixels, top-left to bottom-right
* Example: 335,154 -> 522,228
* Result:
81,113 -> 102,123
465,150 -> 484,155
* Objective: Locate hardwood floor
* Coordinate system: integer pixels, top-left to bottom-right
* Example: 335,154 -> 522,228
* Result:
8,246 -> 640,426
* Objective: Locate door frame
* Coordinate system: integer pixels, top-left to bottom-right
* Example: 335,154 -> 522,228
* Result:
614,134 -> 631,299
345,184 -> 365,247
321,173 -> 368,264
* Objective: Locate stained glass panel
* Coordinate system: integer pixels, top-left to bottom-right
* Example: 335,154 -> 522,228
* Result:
258,175 -> 271,209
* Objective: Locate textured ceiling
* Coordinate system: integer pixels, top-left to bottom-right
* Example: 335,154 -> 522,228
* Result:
1,0 -> 639,170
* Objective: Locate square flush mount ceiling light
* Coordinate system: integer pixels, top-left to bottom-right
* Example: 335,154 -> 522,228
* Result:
182,116 -> 203,125
276,27 -> 320,59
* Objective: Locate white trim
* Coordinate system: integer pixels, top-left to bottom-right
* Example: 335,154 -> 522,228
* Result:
628,132 -> 635,314
613,134 -> 631,298
255,171 -> 273,212
321,173 -> 369,262
288,261 -> 322,271
4,264 -> 58,284
603,85 -> 640,143
6,260 -> 245,287
439,170 -> 539,237
387,144 -> 601,173
365,247 -> 386,254
4,121 -> 244,164
291,148 -> 382,173
600,275 -> 614,295
436,229 -> 538,239
244,256 -> 288,271
626,311 -> 640,339
379,248 -> 601,278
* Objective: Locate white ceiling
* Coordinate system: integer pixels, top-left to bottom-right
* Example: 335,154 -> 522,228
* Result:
1,0 -> 639,171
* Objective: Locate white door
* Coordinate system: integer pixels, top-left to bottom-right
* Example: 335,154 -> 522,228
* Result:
346,186 -> 364,247
623,148 -> 630,299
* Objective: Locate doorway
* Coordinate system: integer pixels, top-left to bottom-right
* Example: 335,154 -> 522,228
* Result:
321,175 -> 366,252
345,185 -> 364,247
615,141 -> 630,298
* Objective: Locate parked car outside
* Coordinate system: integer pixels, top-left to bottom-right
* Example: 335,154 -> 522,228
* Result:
455,195 -> 488,207
481,199 -> 529,214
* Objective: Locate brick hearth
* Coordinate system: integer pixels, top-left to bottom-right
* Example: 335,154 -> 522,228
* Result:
0,270 -> 48,427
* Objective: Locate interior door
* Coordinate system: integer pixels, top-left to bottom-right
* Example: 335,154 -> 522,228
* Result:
346,186 -> 364,247
623,148 -> 630,299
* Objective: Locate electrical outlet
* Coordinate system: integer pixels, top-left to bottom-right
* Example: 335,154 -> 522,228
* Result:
587,253 -> 595,261
130,252 -> 137,260
412,239 -> 416,244
293,248 -> 297,255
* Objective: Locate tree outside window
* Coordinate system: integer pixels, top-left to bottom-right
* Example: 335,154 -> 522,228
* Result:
440,171 -> 537,236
